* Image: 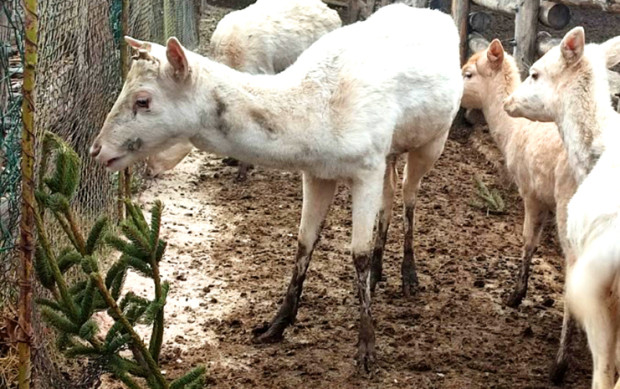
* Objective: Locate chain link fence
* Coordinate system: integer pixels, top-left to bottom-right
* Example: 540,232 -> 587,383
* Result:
0,0 -> 201,387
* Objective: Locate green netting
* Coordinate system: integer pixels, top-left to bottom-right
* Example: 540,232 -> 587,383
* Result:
0,0 -> 23,256
0,0 -> 201,387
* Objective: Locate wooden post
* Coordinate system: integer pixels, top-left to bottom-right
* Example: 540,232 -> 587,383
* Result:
18,0 -> 38,387
452,0 -> 471,65
347,0 -> 361,23
513,0 -> 539,77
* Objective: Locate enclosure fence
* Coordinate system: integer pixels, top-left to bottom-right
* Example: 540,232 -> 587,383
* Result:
0,0 -> 200,387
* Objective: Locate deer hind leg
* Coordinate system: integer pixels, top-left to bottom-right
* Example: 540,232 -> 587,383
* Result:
253,173 -> 337,343
401,134 -> 447,298
370,156 -> 398,293
567,257 -> 616,389
506,197 -> 550,308
351,166 -> 385,374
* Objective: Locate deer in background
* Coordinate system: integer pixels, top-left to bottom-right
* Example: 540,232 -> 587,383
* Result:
145,0 -> 341,179
505,27 -> 620,389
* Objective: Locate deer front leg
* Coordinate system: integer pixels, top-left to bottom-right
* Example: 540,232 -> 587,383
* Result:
351,168 -> 384,373
236,162 -> 252,181
253,173 -> 336,343
506,197 -> 549,308
370,157 -> 397,293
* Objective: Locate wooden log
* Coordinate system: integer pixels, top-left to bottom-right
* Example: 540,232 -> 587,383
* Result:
549,0 -> 620,13
469,11 -> 493,32
471,0 -> 517,13
514,0 -> 540,76
536,30 -> 561,56
468,32 -> 490,53
347,0 -> 361,23
452,0 -> 471,65
539,1 -> 570,29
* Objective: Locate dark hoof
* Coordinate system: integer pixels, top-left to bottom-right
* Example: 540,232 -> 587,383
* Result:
370,272 -> 383,294
252,321 -> 285,344
506,289 -> 526,308
402,282 -> 418,298
402,273 -> 419,298
549,359 -> 568,385
235,174 -> 247,182
355,342 -> 376,376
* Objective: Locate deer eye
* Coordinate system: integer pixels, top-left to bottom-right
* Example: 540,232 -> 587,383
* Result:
135,97 -> 150,109
464,71 -> 473,79
531,71 -> 539,81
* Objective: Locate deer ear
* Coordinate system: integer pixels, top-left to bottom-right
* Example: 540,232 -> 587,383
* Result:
601,35 -> 620,68
166,37 -> 190,80
560,27 -> 585,65
487,39 -> 504,68
124,36 -> 151,51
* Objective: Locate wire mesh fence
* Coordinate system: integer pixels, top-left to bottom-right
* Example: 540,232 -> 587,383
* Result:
0,1 -> 23,385
0,0 -> 201,387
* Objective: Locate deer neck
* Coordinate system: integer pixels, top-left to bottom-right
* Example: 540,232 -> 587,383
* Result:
556,66 -> 611,184
481,71 -> 521,154
189,59 -> 322,170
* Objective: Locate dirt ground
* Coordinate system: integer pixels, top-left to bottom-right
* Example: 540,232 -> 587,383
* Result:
100,3 -> 620,388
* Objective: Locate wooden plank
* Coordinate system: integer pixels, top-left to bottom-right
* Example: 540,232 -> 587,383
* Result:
513,0 -> 540,77
452,0 -> 471,65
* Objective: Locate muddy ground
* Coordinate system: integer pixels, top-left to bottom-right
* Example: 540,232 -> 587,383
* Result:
100,3 -> 620,388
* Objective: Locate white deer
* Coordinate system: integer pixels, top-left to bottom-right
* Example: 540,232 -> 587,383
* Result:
505,27 -> 620,389
461,39 -> 577,383
90,4 -> 462,371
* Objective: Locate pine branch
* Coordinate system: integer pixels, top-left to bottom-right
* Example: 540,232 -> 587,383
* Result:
34,245 -> 54,290
57,250 -> 82,274
86,216 -> 109,255
91,273 -> 169,388
40,307 -> 80,334
170,366 -> 207,389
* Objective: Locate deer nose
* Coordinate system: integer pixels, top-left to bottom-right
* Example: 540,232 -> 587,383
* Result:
90,142 -> 102,158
